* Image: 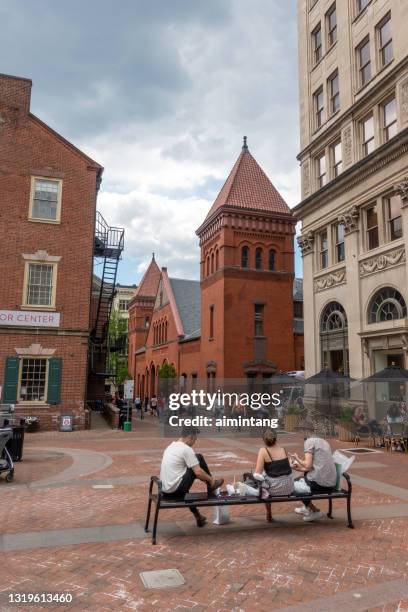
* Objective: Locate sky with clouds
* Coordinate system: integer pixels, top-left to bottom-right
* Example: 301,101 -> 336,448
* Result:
2,0 -> 301,284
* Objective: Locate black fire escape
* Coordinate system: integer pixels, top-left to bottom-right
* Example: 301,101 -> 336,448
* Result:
92,211 -> 124,348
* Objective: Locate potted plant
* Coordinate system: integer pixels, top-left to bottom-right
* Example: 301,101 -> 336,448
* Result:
284,403 -> 302,432
336,406 -> 356,442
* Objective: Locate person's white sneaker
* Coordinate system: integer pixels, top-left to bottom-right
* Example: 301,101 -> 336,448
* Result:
303,510 -> 324,522
294,506 -> 310,515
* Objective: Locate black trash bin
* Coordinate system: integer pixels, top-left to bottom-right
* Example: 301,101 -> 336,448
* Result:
6,426 -> 25,462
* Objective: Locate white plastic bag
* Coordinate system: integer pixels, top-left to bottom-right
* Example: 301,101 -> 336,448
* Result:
332,450 -> 355,473
293,478 -> 311,494
241,483 -> 259,496
213,505 -> 230,525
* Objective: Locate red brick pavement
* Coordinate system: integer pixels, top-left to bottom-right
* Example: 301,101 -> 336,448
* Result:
1,422 -> 408,610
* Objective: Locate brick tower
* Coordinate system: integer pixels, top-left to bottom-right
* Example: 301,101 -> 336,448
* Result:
128,254 -> 161,377
196,138 -> 297,381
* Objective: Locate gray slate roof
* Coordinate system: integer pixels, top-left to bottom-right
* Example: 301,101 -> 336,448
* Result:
169,278 -> 201,338
293,277 -> 303,301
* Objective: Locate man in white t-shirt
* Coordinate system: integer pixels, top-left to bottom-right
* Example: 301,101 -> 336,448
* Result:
160,426 -> 224,527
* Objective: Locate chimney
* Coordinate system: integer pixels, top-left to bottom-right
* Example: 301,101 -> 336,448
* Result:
0,73 -> 32,113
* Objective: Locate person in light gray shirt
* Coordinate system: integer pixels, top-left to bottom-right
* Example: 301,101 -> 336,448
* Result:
290,437 -> 337,522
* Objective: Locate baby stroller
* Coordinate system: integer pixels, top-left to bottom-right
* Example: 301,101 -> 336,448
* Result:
0,428 -> 14,482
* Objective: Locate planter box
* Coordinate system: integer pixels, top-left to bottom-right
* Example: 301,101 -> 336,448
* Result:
336,423 -> 355,442
284,414 -> 300,432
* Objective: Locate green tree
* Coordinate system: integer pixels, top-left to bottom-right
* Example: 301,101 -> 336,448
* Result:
107,308 -> 129,390
158,363 -> 177,378
157,363 -> 177,399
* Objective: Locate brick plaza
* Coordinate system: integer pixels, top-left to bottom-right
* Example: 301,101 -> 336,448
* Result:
1,417 -> 408,611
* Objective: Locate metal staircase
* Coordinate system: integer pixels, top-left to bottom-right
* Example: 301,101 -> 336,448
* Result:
92,211 -> 124,345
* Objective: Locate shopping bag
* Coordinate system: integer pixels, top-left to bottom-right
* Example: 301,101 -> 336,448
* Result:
293,478 -> 311,494
213,505 -> 230,525
332,450 -> 355,490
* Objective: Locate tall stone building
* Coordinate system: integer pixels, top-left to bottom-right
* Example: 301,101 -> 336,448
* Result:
295,0 -> 408,385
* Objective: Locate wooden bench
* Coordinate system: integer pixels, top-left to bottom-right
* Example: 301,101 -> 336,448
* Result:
144,472 -> 354,544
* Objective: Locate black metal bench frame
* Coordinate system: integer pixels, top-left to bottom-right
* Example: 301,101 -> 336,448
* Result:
144,472 -> 354,544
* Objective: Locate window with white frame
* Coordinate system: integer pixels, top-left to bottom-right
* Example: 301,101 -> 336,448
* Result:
328,70 -> 340,115
378,14 -> 393,68
382,97 -> 397,142
357,0 -> 370,15
312,24 -> 322,65
118,299 -> 129,311
331,140 -> 342,177
317,153 -> 326,188
385,195 -> 403,241
314,87 -> 324,129
25,263 -> 55,307
361,115 -> 375,156
319,230 -> 328,269
19,358 -> 48,402
334,223 -> 345,262
327,4 -> 337,48
30,178 -> 62,222
357,37 -> 371,87
365,205 -> 379,250
368,288 -> 407,323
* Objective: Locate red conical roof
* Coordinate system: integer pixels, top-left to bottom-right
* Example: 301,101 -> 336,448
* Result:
205,146 -> 291,222
134,255 -> 161,298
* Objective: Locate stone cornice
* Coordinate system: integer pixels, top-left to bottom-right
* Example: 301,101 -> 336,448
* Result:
294,127 -> 408,218
22,250 -> 61,263
196,206 -> 296,245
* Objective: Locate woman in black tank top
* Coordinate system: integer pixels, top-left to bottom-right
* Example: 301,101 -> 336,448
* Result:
255,428 -> 294,520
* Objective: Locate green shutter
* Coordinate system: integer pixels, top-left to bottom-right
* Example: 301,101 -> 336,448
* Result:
3,356 -> 20,403
47,358 -> 62,405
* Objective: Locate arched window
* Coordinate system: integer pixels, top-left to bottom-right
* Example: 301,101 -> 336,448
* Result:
368,288 -> 407,323
215,249 -> 219,270
320,301 -> 349,374
241,246 -> 249,268
206,256 -> 210,277
269,249 -> 276,271
321,301 -> 348,332
255,247 -> 263,270
211,253 -> 215,274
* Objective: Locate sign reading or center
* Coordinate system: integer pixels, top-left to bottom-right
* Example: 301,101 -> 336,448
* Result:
0,310 -> 60,327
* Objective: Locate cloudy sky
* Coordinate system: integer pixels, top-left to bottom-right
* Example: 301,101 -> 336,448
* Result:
2,0 -> 301,284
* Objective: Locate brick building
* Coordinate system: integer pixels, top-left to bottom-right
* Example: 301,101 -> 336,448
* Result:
129,141 -> 304,397
0,73 -> 118,430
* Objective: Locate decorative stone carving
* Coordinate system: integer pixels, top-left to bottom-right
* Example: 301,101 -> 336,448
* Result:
297,231 -> 314,256
400,78 -> 408,126
338,205 -> 359,235
342,124 -> 353,168
314,269 -> 346,292
395,177 -> 408,207
302,160 -> 311,197
360,247 -> 406,276
15,343 -> 56,356
22,250 -> 61,262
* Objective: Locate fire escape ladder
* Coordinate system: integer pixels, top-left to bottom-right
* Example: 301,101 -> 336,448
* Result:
92,211 -> 124,346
